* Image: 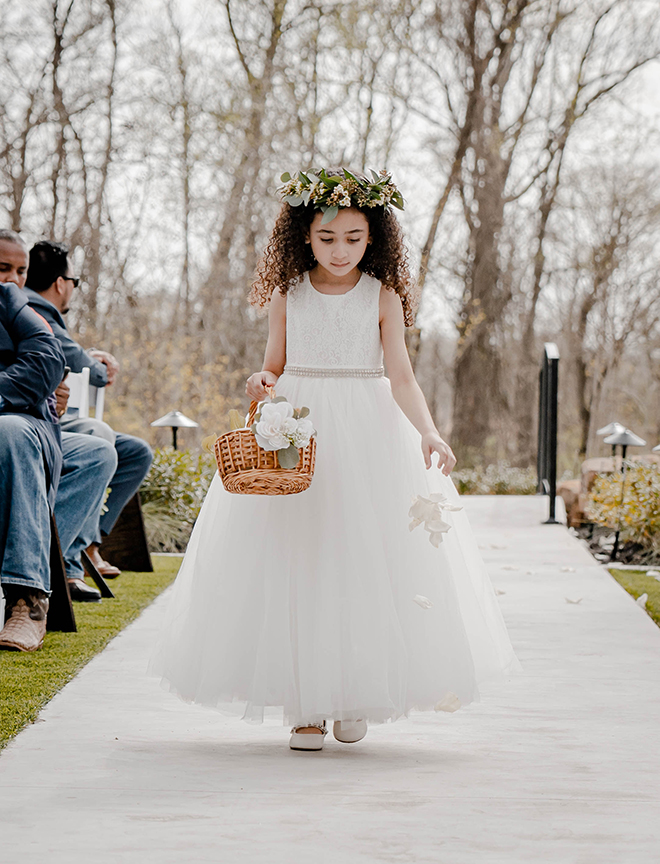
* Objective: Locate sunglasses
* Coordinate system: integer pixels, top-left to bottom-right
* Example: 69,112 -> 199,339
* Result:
63,276 -> 80,288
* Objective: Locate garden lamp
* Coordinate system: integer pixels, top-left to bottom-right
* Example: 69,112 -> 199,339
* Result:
603,428 -> 646,561
151,410 -> 199,450
597,422 -> 626,458
603,428 -> 646,460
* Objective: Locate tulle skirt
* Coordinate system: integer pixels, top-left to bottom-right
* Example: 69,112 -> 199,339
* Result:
149,373 -> 520,725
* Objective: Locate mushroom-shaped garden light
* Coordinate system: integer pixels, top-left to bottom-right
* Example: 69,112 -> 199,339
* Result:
151,410 -> 199,450
603,428 -> 646,562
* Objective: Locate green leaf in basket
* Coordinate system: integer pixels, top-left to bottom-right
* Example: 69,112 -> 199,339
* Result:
299,406 -> 310,418
277,444 -> 300,469
251,423 -> 258,435
272,396 -> 288,404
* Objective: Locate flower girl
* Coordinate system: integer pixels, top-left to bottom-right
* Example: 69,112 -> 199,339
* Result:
151,168 -> 519,751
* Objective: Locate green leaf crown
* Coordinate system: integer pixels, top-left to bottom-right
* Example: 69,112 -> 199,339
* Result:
278,167 -> 404,225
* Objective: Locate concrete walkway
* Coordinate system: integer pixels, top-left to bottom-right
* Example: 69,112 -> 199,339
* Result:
1,496 -> 660,863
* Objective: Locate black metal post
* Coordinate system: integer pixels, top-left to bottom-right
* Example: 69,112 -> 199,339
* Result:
172,426 -> 178,450
537,343 -> 560,524
610,444 -> 629,562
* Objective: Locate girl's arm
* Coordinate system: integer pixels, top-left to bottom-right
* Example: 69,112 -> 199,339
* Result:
246,289 -> 287,401
380,287 -> 456,475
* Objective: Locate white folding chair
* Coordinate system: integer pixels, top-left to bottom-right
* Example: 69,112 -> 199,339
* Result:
65,367 -> 90,418
89,384 -> 105,421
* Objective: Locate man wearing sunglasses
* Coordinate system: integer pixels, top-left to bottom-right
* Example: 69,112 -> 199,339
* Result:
25,241 -> 152,582
25,243 -> 119,392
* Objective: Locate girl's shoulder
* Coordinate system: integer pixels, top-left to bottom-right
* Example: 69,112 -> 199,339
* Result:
287,272 -> 308,299
360,272 -> 382,292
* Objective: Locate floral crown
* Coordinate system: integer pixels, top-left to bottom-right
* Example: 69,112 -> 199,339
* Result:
278,168 -> 404,225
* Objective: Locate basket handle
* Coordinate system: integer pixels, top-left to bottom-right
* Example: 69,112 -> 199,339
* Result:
247,401 -> 259,426
247,385 -> 276,427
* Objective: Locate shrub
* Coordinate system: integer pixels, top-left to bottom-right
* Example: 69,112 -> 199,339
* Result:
140,447 -> 216,552
452,461 -> 537,495
588,461 -> 660,551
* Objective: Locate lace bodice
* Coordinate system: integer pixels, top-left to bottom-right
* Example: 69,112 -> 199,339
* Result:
285,271 -> 383,370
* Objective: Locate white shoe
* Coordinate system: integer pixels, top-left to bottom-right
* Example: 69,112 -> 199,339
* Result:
289,722 -> 327,751
333,719 -> 367,743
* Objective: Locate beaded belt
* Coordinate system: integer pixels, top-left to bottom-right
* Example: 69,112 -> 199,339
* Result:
284,365 -> 384,378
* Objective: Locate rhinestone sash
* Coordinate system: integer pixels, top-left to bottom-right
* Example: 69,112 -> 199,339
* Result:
284,365 -> 384,378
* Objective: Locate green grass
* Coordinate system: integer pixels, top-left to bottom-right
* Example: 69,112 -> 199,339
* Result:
609,568 -> 660,628
0,555 -> 181,751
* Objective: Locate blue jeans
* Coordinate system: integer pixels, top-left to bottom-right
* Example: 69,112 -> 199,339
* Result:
0,420 -> 116,592
60,418 -> 153,542
55,432 -> 118,581
0,415 -> 51,593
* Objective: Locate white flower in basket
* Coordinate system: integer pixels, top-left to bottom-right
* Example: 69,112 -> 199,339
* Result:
252,397 -> 316,469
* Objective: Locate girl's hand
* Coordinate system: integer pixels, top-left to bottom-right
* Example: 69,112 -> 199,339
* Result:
421,432 -> 456,475
246,370 -> 279,401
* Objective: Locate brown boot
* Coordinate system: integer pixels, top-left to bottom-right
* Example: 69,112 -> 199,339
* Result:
0,587 -> 49,652
85,543 -> 121,578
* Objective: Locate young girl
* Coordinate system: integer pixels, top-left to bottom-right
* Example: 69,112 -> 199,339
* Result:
151,168 -> 519,750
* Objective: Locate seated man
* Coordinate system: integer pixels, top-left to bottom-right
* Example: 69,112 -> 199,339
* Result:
0,276 -> 64,650
25,240 -> 153,577
0,230 -> 118,615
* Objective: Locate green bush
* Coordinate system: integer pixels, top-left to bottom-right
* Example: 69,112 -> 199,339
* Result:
452,461 -> 537,495
588,461 -> 660,551
140,447 -> 216,551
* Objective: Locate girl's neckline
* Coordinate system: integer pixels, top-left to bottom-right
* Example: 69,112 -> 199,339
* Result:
306,270 -> 364,297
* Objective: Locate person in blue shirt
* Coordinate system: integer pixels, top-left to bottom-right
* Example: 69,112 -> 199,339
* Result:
25,240 -> 153,579
0,259 -> 112,648
0,280 -> 64,647
0,231 -> 117,636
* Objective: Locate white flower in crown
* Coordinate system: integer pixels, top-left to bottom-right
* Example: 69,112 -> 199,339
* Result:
254,401 -> 295,451
409,492 -> 462,547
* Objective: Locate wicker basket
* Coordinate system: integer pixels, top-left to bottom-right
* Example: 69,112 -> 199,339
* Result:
214,401 -> 316,495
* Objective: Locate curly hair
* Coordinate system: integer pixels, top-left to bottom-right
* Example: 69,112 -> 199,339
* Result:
250,201 -> 418,326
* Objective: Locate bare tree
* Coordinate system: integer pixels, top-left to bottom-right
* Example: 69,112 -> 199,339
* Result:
400,0 -> 660,461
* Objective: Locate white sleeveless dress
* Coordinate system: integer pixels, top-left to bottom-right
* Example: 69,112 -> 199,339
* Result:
151,272 -> 519,726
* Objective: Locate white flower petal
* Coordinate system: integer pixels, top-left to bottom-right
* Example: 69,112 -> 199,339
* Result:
429,492 -> 462,511
259,401 -> 294,423
435,692 -> 461,713
413,594 -> 433,609
409,493 -> 456,547
424,518 -> 451,534
254,431 -> 280,451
